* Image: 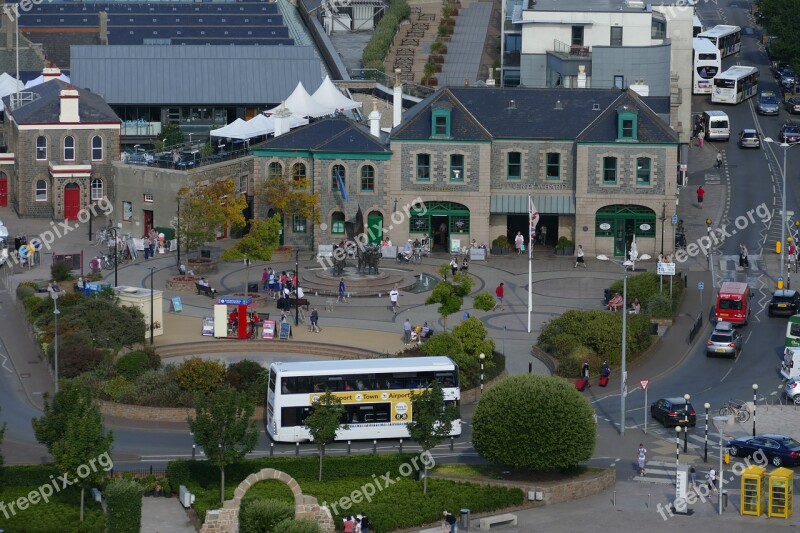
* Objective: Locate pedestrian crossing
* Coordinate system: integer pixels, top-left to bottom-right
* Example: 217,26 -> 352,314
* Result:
716,254 -> 763,276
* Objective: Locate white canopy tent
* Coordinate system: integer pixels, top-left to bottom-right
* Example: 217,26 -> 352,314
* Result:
24,72 -> 70,88
209,118 -> 247,138
211,113 -> 309,140
267,82 -> 334,118
312,76 -> 361,112
0,73 -> 24,111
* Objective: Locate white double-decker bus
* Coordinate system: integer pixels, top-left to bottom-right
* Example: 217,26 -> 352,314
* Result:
693,15 -> 704,37
266,356 -> 461,442
693,38 -> 721,94
711,65 -> 759,104
697,25 -> 742,58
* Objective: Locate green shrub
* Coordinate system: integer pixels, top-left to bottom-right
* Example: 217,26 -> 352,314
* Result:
473,291 -> 495,312
226,359 -> 268,401
50,261 -> 74,282
23,294 -> 48,317
116,350 -> 159,380
645,293 -> 674,318
166,460 -> 191,494
547,333 -> 581,360
472,374 -> 596,470
134,367 -> 194,407
105,477 -> 143,533
59,344 -> 107,378
609,272 -> 683,316
491,235 -> 512,250
273,518 -> 322,533
16,284 -> 36,300
361,0 -> 411,70
175,357 -> 226,395
239,499 -> 294,533
101,375 -> 136,402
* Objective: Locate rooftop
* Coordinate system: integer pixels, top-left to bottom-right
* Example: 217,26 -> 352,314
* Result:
522,0 -> 691,12
255,118 -> 390,154
3,79 -> 120,125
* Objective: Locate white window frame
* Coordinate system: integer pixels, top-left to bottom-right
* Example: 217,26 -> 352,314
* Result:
91,135 -> 103,161
63,136 -> 75,161
36,136 -> 47,161
35,179 -> 47,201
90,179 -> 103,200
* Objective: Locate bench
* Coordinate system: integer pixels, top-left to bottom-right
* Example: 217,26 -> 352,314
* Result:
279,298 -> 310,311
479,513 -> 517,530
195,283 -> 216,298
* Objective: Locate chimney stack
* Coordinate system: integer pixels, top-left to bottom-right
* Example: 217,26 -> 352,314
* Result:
393,68 -> 402,128
59,89 -> 80,123
273,102 -> 291,137
369,99 -> 381,138
99,11 -> 108,45
43,67 -> 61,83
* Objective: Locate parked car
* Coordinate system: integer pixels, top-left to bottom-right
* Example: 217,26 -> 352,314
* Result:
650,397 -> 697,428
780,123 -> 800,143
738,129 -> 761,148
782,69 -> 796,91
758,91 -> 780,115
706,321 -> 742,357
769,289 -> 800,317
774,62 -> 790,78
786,97 -> 800,114
728,434 -> 800,467
785,378 -> 800,405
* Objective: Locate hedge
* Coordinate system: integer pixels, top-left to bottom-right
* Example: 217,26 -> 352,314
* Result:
609,272 -> 683,318
239,498 -> 294,533
105,477 -> 144,533
361,0 -> 411,71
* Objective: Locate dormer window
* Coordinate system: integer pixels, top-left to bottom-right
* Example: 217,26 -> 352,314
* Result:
617,106 -> 638,141
431,102 -> 452,138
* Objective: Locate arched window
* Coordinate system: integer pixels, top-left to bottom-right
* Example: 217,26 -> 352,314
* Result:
35,136 -> 47,160
331,212 -> 345,234
331,164 -> 345,191
267,162 -> 283,180
360,165 -> 375,192
63,136 -> 75,161
291,163 -> 306,189
91,136 -> 103,161
35,179 -> 47,201
90,179 -> 103,200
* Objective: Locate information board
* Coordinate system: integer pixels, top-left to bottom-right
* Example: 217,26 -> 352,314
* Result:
262,320 -> 276,339
171,297 -> 183,312
657,262 -> 676,275
279,322 -> 291,340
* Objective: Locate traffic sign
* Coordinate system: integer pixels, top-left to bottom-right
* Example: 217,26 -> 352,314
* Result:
672,214 -> 679,225
698,281 -> 704,290
657,262 -> 676,275
640,379 -> 650,391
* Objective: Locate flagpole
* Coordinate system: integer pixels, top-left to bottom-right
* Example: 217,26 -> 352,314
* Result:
527,196 -> 532,333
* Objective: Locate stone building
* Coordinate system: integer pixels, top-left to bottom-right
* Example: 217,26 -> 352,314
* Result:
2,75 -> 121,219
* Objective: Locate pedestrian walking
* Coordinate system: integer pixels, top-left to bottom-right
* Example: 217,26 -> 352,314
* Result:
689,467 -> 698,493
696,185 -> 705,208
574,244 -> 587,268
514,231 -> 524,254
443,511 -> 457,533
707,468 -> 718,493
581,361 -> 589,379
389,285 -> 399,313
360,513 -> 371,533
637,444 -> 647,476
262,268 -> 269,292
337,278 -> 348,303
403,318 -> 412,345
450,257 -> 459,276
310,307 -> 320,333
715,151 -> 723,168
698,128 -> 705,148
739,243 -> 749,268
494,282 -> 504,310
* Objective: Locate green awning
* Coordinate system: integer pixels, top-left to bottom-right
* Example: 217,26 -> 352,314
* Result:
490,195 -> 575,214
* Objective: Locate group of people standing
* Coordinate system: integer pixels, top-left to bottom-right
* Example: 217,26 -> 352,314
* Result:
262,267 -> 298,300
342,513 -> 371,533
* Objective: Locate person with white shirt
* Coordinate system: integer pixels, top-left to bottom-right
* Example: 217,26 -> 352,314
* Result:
389,285 -> 399,314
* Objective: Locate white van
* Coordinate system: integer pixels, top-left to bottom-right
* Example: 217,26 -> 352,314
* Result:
781,347 -> 800,380
703,110 -> 730,141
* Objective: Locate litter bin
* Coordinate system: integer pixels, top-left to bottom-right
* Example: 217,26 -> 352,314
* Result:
247,283 -> 259,293
201,249 -> 211,258
459,509 -> 470,531
722,490 -> 728,508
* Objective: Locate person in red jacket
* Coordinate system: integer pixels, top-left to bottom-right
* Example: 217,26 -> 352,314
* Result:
696,186 -> 705,208
494,282 -> 504,310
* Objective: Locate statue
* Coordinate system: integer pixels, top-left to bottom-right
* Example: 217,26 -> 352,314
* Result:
357,244 -> 380,275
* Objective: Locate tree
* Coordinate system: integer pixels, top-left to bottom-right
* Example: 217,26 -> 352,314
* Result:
0,406 -> 6,466
260,166 -> 320,230
759,0 -> 800,79
156,122 -> 184,150
220,216 -> 282,262
34,383 -> 113,521
472,374 -> 595,470
188,386 -> 259,503
406,381 -> 457,494
178,179 -> 247,258
304,391 -> 347,481
473,292 -> 496,312
425,272 -> 474,331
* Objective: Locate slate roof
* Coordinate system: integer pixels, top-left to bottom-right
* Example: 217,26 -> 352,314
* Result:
257,119 -> 390,154
0,32 -> 46,74
4,79 -> 120,125
21,30 -> 101,70
392,87 -> 677,144
70,45 -> 326,105
577,91 -> 678,143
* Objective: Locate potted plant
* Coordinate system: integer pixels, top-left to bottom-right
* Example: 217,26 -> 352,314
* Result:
430,40 -> 445,54
555,236 -> 574,256
491,235 -> 512,255
438,23 -> 450,37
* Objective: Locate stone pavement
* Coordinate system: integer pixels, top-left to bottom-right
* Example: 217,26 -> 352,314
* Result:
141,497 -> 196,533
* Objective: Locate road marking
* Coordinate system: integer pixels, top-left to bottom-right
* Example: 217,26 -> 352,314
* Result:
720,367 -> 734,383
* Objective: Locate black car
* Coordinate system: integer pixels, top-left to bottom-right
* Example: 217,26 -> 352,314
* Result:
787,98 -> 800,115
650,397 -> 697,428
780,123 -> 800,143
728,434 -> 800,467
769,289 -> 800,317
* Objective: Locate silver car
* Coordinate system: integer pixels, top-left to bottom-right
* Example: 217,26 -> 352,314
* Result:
706,321 -> 742,358
785,379 -> 800,405
757,91 -> 780,115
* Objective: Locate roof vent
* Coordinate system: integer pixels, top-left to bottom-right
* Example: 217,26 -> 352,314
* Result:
592,103 -> 601,111
625,0 -> 645,7
507,99 -> 516,110
554,100 -> 563,110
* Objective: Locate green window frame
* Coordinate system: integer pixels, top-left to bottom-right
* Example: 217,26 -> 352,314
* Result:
410,212 -> 429,233
431,108 -> 451,137
546,152 -> 560,180
636,157 -> 651,185
617,110 -> 638,140
416,154 -> 431,181
450,215 -> 469,234
360,165 -> 375,192
507,151 -> 521,180
450,154 -> 465,181
602,157 -> 617,184
331,164 -> 345,191
331,212 -> 345,234
293,214 -> 306,233
622,119 -> 634,138
268,161 -> 283,180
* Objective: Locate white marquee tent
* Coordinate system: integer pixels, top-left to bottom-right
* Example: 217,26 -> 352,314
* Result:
0,73 -> 24,111
312,76 -> 361,112
24,72 -> 70,89
267,82 -> 333,118
211,113 -> 309,140
209,118 -> 247,138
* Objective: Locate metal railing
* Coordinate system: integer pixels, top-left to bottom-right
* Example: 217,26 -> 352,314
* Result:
687,314 -> 703,344
121,139 -> 251,171
349,68 -> 434,99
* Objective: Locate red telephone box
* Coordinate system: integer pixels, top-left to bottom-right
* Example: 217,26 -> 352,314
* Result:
213,296 -> 253,339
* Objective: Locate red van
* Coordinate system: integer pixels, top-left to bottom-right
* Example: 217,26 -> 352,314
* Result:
716,282 -> 751,325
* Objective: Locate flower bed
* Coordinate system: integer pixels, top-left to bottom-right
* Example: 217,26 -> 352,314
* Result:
165,275 -> 200,292
187,257 -> 218,275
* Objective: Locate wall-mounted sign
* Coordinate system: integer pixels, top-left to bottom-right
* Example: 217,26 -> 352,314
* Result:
599,223 -> 612,231
640,223 -> 652,231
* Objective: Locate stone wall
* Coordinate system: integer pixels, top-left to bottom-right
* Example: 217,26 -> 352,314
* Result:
99,401 -> 265,423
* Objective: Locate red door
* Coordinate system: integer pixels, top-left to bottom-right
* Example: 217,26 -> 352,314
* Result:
63,183 -> 80,220
0,174 -> 7,207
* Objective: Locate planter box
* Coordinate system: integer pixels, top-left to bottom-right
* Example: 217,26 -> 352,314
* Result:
555,247 -> 574,256
491,246 -> 507,255
432,55 -> 445,65
423,77 -> 438,87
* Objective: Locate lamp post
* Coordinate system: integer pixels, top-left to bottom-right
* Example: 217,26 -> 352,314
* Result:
706,219 -> 715,305
176,196 -> 181,267
675,426 -> 681,469
295,249 -> 300,327
683,393 -> 690,452
713,415 -> 728,515
764,138 -> 800,289
108,227 -> 118,287
149,266 -> 155,345
752,383 -> 759,436
597,252 -> 651,436
52,291 -> 60,393
479,353 -> 485,394
704,402 -> 710,462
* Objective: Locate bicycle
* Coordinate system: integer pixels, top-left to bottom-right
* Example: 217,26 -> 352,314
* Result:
94,228 -> 110,247
719,399 -> 750,422
101,254 -> 114,270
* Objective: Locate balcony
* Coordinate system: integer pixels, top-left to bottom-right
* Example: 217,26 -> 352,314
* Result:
121,120 -> 162,137
550,39 -> 591,60
121,140 -> 251,172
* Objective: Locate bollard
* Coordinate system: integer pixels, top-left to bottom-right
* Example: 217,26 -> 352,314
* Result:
613,491 -> 616,506
528,361 -> 532,373
192,444 -> 196,460
296,442 -> 300,456
150,465 -> 153,475
777,240 -> 782,255
348,440 -> 351,455
648,494 -> 651,508
270,442 -> 274,457
399,439 -> 403,453
373,439 -> 377,454
450,436 -> 454,450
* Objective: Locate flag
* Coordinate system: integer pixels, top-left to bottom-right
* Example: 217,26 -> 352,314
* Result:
336,168 -> 349,202
528,196 -> 539,243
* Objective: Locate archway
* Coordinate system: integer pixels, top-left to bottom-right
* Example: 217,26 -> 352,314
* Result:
595,205 -> 656,256
410,201 -> 470,253
63,183 -> 81,221
366,211 -> 383,244
199,468 -> 334,533
267,208 -> 284,245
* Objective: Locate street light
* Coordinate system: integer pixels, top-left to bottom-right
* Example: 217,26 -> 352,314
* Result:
683,393 -> 690,453
597,252 -> 651,436
706,218 -> 715,306
52,291 -> 60,393
149,266 -> 155,345
752,383 -> 759,436
704,402 -> 710,462
713,415 -> 729,515
675,426 -> 682,469
176,196 -> 181,267
479,353 -> 486,394
295,249 -> 300,327
764,138 -> 800,289
108,227 -> 118,288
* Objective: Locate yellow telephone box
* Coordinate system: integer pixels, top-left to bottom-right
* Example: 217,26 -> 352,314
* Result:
768,467 -> 794,518
741,465 -> 767,516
